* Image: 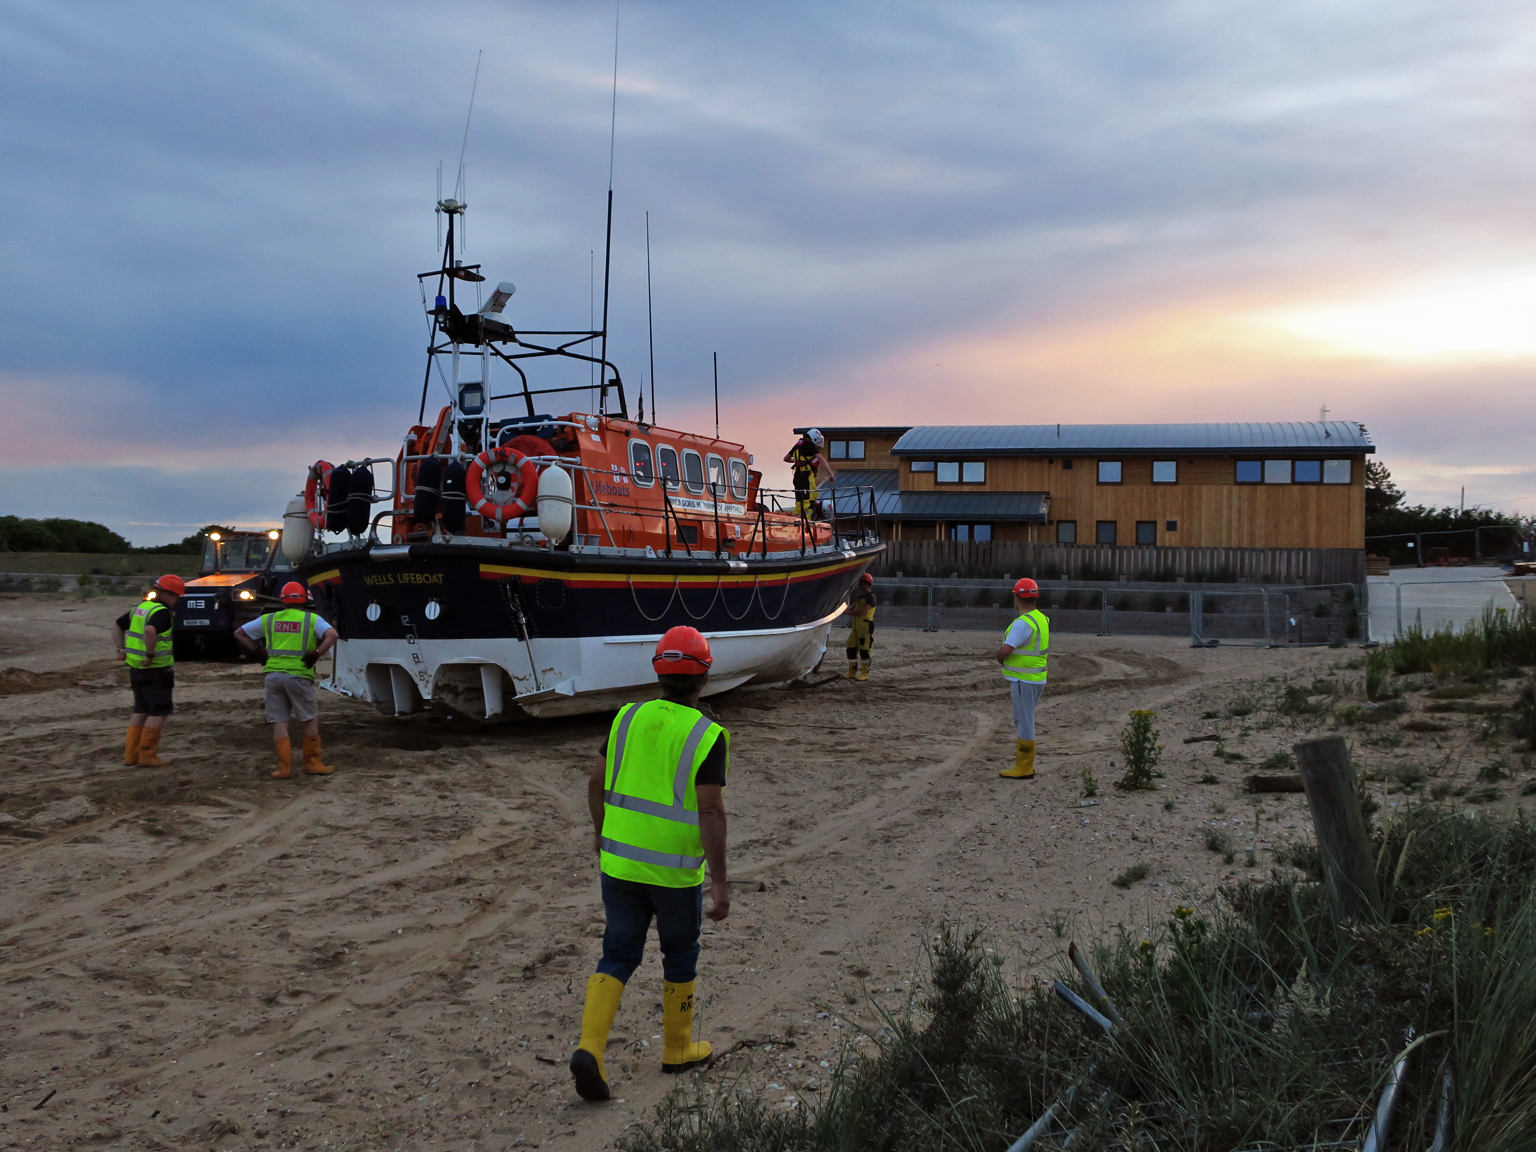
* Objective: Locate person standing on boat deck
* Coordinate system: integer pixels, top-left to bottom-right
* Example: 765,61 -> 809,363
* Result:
844,572 -> 877,680
785,429 -> 833,519
996,577 -> 1049,779
571,626 -> 731,1102
233,582 -> 340,779
112,574 -> 184,767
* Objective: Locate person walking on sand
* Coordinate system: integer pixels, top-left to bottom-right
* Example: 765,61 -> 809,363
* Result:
233,581 -> 340,778
570,625 -> 731,1102
844,571 -> 877,680
112,574 -> 185,766
996,577 -> 1049,779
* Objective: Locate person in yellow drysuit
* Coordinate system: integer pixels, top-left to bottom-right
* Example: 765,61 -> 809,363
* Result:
844,572 -> 877,680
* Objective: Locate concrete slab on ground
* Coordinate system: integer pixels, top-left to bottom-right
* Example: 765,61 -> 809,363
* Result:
1368,566 -> 1519,639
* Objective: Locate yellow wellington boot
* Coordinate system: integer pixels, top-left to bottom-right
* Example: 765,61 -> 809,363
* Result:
123,723 -> 143,766
137,727 -> 166,767
302,735 -> 334,775
999,739 -> 1036,779
272,737 -> 293,779
570,973 -> 624,1101
662,979 -> 712,1073
856,661 -> 870,681
843,661 -> 858,680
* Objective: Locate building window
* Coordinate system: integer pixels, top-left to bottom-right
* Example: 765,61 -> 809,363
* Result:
828,439 -> 865,460
1293,459 -> 1322,483
657,445 -> 681,490
909,460 -> 934,473
950,523 -> 992,541
1135,521 -> 1157,545
1323,459 -> 1352,484
1235,460 -> 1262,484
1264,459 -> 1292,484
962,461 -> 985,483
1097,460 -> 1122,484
1166,520 -> 1178,531
628,439 -> 654,487
1096,521 -> 1118,545
936,462 -> 960,483
1152,460 -> 1177,484
682,449 -> 705,494
1057,520 -> 1077,543
728,458 -> 749,501
1062,458 -> 1073,470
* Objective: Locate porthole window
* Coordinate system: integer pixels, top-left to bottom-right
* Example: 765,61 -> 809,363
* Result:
629,439 -> 655,487
424,599 -> 443,621
657,445 -> 681,490
682,450 -> 705,494
728,459 -> 749,501
366,601 -> 382,622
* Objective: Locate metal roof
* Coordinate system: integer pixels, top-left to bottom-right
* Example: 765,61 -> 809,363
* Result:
793,426 -> 912,437
891,422 -> 1374,456
825,472 -> 1047,522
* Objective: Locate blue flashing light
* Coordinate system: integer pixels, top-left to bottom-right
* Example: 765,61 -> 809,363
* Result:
435,295 -> 447,311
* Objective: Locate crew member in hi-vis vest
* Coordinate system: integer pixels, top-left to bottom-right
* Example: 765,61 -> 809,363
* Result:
571,626 -> 732,1102
234,581 -> 340,778
995,577 -> 1050,779
112,573 -> 185,767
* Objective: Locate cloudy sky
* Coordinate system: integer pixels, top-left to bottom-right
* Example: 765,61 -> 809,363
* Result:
2,0 -> 1534,543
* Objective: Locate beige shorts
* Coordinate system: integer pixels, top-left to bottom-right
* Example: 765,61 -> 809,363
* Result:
264,672 -> 318,723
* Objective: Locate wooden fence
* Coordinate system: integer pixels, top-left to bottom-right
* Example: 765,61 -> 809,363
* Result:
868,541 -> 1365,587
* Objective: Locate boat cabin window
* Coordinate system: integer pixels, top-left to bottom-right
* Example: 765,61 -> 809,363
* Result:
705,454 -> 726,498
629,439 -> 655,487
657,445 -> 681,490
728,458 -> 749,501
682,449 -> 705,494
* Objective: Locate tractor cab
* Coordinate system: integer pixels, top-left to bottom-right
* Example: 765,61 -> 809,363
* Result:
173,529 -> 295,659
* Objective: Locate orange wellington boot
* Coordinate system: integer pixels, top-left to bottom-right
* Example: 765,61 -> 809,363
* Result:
272,737 -> 293,779
137,727 -> 166,767
302,734 -> 334,775
124,723 -> 144,766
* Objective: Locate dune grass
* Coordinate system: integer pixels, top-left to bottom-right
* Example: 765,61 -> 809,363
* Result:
621,806 -> 1536,1152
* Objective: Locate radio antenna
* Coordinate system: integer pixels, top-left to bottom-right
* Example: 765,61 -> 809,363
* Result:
646,211 -> 656,426
598,1 -> 620,413
453,50 -> 482,254
713,352 -> 720,439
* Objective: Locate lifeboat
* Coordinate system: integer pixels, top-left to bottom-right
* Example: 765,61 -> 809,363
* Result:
290,196 -> 882,721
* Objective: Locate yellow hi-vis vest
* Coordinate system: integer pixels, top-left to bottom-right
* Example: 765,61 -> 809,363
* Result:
125,598 -> 174,670
600,699 -> 729,887
262,609 -> 318,681
1001,608 -> 1049,683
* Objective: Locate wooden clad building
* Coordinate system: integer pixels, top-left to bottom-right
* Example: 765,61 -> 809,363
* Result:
809,423 -> 1373,549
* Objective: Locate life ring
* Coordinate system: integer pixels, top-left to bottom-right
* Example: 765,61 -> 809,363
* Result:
304,460 -> 334,529
465,446 -> 538,521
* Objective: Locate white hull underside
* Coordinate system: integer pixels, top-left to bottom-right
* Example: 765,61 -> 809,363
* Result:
324,606 -> 841,720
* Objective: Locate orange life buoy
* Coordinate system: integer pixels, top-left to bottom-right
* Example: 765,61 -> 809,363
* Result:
465,447 -> 538,522
304,460 -> 334,529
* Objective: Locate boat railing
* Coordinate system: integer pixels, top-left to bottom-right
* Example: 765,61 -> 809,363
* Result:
330,450 -> 874,558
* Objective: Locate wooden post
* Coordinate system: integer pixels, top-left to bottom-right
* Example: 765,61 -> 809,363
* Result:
1293,735 -> 1382,921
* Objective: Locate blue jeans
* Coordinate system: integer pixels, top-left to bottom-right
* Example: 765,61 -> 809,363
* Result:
596,873 -> 703,985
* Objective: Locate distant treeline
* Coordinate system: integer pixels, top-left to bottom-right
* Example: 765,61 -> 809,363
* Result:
0,517 -> 233,556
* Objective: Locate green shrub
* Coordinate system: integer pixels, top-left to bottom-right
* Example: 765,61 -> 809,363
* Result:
1112,862 -> 1150,888
1116,710 -> 1161,790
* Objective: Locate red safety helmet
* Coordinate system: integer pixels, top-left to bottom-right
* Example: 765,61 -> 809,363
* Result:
1012,577 -> 1040,599
280,581 -> 308,605
653,626 -> 712,676
859,572 -> 874,586
154,574 -> 185,596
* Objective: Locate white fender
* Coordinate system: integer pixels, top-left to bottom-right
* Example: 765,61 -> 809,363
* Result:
536,465 -> 574,543
281,496 -> 313,563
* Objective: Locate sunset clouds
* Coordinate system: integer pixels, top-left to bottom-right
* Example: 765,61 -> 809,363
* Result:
2,1 -> 1534,540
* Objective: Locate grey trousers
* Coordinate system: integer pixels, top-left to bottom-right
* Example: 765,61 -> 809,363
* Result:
1009,679 -> 1046,740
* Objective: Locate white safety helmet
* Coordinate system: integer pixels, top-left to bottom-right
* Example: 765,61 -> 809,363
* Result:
806,428 -> 825,448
